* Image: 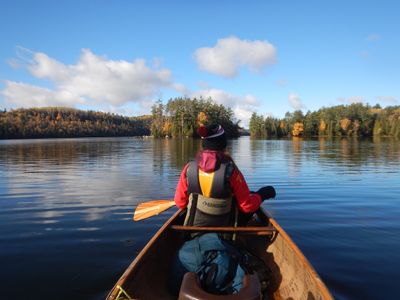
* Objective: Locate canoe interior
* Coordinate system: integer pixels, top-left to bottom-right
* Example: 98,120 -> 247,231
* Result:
107,209 -> 332,300
246,214 -> 332,300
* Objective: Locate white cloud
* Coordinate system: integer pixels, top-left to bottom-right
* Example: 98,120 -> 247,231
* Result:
275,79 -> 287,87
172,83 -> 190,95
360,51 -> 369,59
288,93 -> 305,110
338,96 -> 364,104
376,96 -> 398,104
194,36 -> 277,78
367,34 -> 381,42
1,48 -> 176,109
233,107 -> 256,127
190,88 -> 260,127
107,105 -> 140,117
1,81 -> 85,107
6,58 -> 22,69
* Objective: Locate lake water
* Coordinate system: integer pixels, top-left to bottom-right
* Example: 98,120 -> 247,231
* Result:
0,136 -> 399,300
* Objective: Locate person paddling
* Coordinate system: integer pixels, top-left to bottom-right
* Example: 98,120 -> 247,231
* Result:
170,122 -> 276,296
174,122 -> 276,228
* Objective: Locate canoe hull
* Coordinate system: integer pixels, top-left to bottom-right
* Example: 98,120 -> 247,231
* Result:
107,209 -> 333,300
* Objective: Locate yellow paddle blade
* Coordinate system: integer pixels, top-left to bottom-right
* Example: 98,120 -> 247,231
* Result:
133,200 -> 175,221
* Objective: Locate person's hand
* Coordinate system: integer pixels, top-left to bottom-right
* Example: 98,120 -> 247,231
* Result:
256,186 -> 276,201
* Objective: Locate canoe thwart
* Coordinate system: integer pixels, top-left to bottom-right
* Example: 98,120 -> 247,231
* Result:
170,225 -> 276,235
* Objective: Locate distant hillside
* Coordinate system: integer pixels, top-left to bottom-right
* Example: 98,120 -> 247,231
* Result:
0,107 -> 152,139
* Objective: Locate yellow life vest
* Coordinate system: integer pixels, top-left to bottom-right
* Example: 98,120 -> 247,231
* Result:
184,160 -> 234,227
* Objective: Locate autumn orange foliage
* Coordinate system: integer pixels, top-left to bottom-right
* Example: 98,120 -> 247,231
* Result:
292,122 -> 304,136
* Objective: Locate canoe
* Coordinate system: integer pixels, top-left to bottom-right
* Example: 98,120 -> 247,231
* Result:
106,208 -> 333,300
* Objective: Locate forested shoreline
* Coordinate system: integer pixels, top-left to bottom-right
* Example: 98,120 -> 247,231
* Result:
1,101 -> 399,139
0,107 -> 151,139
250,103 -> 400,139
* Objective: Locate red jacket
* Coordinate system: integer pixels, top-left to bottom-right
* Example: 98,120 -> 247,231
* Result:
174,150 -> 262,213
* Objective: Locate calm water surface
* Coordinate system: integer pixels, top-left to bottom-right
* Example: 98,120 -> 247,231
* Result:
1,137 -> 399,300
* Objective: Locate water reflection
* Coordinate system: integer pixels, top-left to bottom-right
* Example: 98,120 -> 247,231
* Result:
0,138 -> 160,226
2,137 -> 398,177
165,137 -> 201,169
0,138 -> 126,166
151,137 -> 200,175
317,137 -> 400,171
288,137 -> 303,177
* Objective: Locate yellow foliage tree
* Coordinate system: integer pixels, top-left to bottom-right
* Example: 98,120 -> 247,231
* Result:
163,119 -> 172,136
292,122 -> 304,136
319,120 -> 327,132
197,111 -> 207,125
340,118 -> 351,131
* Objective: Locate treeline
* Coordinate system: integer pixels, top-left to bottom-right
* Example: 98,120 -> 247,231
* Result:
151,97 -> 240,138
0,107 -> 151,139
250,103 -> 400,138
4,102 -> 399,140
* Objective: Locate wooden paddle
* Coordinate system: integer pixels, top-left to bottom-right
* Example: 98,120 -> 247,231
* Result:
133,200 -> 175,221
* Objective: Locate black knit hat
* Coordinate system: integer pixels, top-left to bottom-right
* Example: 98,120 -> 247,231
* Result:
197,124 -> 227,150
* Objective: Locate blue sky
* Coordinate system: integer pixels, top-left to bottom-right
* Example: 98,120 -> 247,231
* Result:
1,1 -> 399,127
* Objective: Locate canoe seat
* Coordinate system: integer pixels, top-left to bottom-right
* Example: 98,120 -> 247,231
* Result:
178,272 -> 261,300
